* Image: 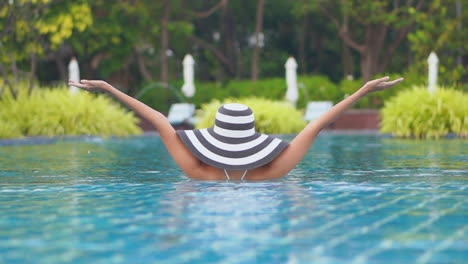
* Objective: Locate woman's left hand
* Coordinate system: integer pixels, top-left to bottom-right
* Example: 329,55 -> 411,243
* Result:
362,76 -> 404,94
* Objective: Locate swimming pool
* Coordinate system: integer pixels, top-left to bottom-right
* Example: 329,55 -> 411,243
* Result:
0,134 -> 466,263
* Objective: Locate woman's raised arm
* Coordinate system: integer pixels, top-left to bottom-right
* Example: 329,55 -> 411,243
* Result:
68,80 -> 205,177
264,76 -> 404,178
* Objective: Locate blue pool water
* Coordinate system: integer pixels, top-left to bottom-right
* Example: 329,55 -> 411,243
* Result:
0,134 -> 466,264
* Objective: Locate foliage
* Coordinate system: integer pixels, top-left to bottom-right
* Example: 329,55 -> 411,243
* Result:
0,0 -> 92,62
68,0 -> 193,80
0,0 -> 93,98
407,0 -> 467,88
1,0 -> 465,94
297,75 -> 341,108
0,84 -> 142,139
339,78 -> 371,108
381,87 -> 468,139
139,75 -> 348,113
195,75 -> 343,109
196,97 -> 307,134
138,73 -> 434,112
339,72 -> 433,109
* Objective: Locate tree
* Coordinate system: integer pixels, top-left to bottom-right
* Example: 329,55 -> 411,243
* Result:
160,0 -> 171,86
318,0 -> 426,81
0,0 -> 92,98
66,0 -> 194,92
189,0 -> 238,79
251,0 -> 265,81
407,0 -> 467,87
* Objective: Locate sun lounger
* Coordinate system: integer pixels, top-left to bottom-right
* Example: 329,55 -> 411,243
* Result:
167,103 -> 196,126
304,101 -> 333,122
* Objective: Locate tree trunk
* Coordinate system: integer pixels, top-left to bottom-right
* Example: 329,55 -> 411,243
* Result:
190,35 -> 234,75
456,0 -> 462,65
360,45 -> 383,81
55,54 -> 67,81
299,14 -> 308,74
341,9 -> 353,77
0,63 -> 13,99
160,0 -> 170,87
341,24 -> 387,81
251,0 -> 265,82
28,52 -> 37,94
0,56 -> 18,99
328,0 -> 414,81
342,44 -> 354,78
221,4 -> 237,78
9,52 -> 18,86
136,49 -> 153,81
193,0 -> 232,80
360,53 -> 377,82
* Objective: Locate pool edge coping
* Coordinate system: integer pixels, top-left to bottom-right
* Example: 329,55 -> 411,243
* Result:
0,130 -> 462,146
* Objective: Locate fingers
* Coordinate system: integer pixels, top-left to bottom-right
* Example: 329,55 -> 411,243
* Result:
368,76 -> 390,86
368,76 -> 404,87
80,79 -> 93,84
68,80 -> 91,89
385,78 -> 404,86
378,76 -> 391,82
379,77 -> 404,88
364,76 -> 404,94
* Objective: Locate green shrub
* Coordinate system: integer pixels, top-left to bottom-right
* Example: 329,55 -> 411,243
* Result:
0,85 -> 142,139
136,81 -> 183,114
297,75 -> 342,108
338,73 -> 428,109
381,86 -> 468,139
139,75 -> 345,112
191,78 -> 287,109
195,97 -> 307,134
138,73 -> 453,112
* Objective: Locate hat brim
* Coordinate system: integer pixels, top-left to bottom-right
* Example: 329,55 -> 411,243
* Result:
177,128 -> 289,170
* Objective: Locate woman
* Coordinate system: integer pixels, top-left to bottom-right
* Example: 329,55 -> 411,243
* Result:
69,76 -> 403,180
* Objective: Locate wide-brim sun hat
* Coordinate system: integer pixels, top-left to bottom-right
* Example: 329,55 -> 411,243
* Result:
177,103 -> 289,170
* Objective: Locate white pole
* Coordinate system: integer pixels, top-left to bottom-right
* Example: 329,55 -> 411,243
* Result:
427,52 -> 439,93
182,54 -> 195,98
68,57 -> 80,95
285,57 -> 298,106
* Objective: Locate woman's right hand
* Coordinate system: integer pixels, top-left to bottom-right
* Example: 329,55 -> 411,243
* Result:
68,80 -> 114,93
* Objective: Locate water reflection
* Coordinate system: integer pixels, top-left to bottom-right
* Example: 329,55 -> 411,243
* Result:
381,138 -> 467,169
0,134 -> 466,263
159,180 -> 315,262
0,136 -> 182,184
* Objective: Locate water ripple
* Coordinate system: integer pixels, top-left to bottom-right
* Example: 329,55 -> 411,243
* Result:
0,135 -> 466,263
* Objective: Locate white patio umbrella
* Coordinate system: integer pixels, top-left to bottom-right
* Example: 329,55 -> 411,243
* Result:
182,54 -> 195,98
427,52 -> 439,93
285,57 -> 298,106
68,57 -> 80,95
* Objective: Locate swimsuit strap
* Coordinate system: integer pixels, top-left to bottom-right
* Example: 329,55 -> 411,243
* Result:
223,169 -> 248,181
223,169 -> 230,180
241,170 -> 248,180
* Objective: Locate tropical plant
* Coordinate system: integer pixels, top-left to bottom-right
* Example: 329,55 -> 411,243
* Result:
139,75 -> 345,113
0,0 -> 93,91
381,86 -> 468,139
297,75 -> 341,108
196,97 -> 307,134
0,84 -> 142,139
407,0 -> 467,88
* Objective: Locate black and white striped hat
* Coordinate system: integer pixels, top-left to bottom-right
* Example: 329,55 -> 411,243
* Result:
177,103 -> 289,170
